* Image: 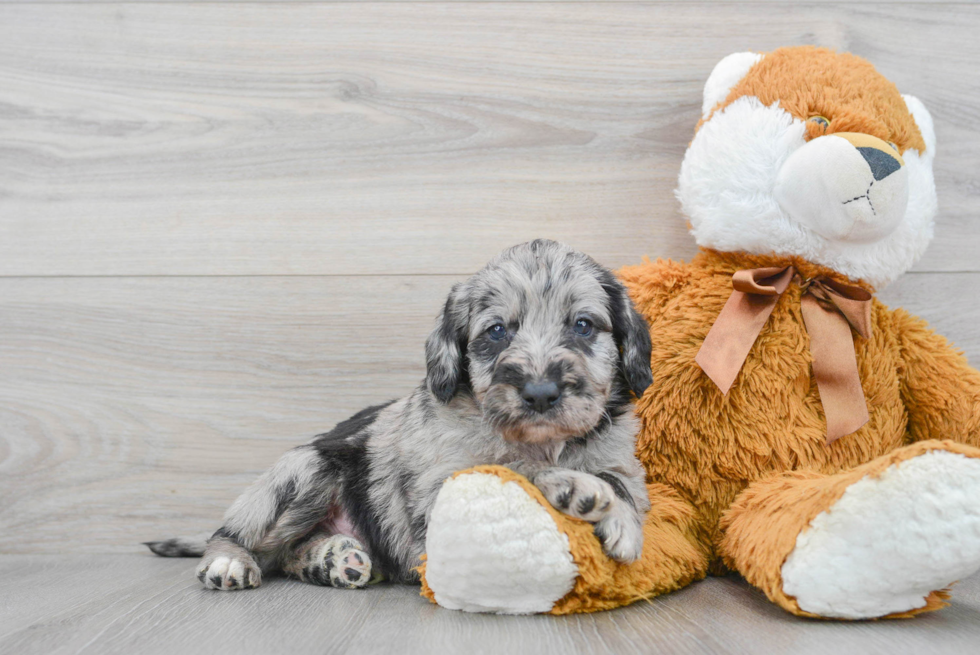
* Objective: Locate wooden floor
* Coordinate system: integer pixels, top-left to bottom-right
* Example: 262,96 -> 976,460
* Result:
2,0 -> 980,652
2,556 -> 980,655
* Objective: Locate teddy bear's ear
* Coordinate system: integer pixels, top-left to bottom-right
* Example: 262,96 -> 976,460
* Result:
903,94 -> 937,158
701,52 -> 764,119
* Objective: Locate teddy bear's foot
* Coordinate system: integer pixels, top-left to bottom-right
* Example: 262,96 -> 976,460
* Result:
423,468 -> 580,614
781,447 -> 980,619
422,466 -> 710,615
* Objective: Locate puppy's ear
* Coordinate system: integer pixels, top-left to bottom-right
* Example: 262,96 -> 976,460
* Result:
425,284 -> 469,403
601,272 -> 653,398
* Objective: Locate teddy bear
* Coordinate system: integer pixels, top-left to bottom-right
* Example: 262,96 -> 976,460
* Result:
418,46 -> 980,620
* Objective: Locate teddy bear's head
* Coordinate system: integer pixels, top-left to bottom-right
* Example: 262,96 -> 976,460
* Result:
676,46 -> 937,288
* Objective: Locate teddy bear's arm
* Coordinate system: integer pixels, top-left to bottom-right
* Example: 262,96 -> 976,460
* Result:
617,258 -> 693,323
893,308 -> 980,447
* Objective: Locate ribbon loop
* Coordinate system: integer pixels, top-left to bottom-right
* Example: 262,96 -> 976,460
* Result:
806,278 -> 873,339
695,266 -> 874,445
731,266 -> 796,295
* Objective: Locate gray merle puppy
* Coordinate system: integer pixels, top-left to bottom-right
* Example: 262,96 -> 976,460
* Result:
146,239 -> 653,591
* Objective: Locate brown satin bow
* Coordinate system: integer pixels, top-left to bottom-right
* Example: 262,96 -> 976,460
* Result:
694,266 -> 873,444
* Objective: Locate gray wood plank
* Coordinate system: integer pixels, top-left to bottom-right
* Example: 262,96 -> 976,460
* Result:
0,275 -> 461,553
0,2 -> 976,276
1,555 -> 979,655
1,271 -> 978,553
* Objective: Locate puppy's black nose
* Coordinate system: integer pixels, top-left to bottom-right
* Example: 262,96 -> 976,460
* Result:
521,380 -> 561,413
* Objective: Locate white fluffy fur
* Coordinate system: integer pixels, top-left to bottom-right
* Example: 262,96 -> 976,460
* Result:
781,451 -> 980,619
677,89 -> 937,289
701,52 -> 764,119
424,472 -> 578,614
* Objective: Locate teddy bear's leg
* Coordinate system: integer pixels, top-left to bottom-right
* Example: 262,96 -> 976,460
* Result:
719,440 -> 980,619
421,466 -> 709,614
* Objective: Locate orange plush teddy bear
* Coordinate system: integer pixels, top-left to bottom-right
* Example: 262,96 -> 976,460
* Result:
419,46 -> 980,619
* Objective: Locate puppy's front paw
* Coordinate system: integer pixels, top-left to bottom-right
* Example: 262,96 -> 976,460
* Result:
533,469 -> 615,522
197,554 -> 261,591
594,513 -> 644,563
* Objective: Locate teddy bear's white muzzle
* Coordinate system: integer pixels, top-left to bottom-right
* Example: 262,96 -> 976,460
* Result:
774,133 -> 909,245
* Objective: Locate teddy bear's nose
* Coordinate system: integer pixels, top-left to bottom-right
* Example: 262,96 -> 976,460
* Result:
857,147 -> 902,181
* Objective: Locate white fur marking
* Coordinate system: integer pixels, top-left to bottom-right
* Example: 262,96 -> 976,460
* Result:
781,451 -> 980,619
424,472 -> 578,614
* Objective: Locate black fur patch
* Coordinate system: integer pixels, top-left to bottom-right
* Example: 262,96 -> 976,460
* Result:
556,483 -> 574,511
267,478 -> 298,533
596,472 -> 635,509
313,401 -> 403,581
426,289 -> 471,403
598,269 -> 653,398
559,331 -> 594,358
577,494 -> 596,515
143,538 -> 206,558
469,332 -> 509,363
211,527 -> 241,543
566,376 -> 632,446
491,362 -> 526,389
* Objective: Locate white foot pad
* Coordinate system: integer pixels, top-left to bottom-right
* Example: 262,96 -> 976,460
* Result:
782,451 -> 980,618
424,472 -> 579,614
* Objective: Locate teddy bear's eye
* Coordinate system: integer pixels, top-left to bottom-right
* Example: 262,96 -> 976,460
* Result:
888,141 -> 899,152
808,115 -> 830,128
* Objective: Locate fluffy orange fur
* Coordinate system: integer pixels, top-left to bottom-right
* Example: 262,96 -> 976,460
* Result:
617,249 -> 980,617
702,46 -> 927,153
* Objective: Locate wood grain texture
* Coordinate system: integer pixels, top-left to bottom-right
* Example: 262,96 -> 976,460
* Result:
0,275 -> 460,553
1,2 -> 978,276
3,3 -> 980,650
0,271 -> 976,554
1,555 -> 979,655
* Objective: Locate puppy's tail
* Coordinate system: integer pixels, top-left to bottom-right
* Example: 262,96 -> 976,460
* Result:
143,532 -> 211,557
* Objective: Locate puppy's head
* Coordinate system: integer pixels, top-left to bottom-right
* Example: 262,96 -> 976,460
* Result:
425,239 -> 652,444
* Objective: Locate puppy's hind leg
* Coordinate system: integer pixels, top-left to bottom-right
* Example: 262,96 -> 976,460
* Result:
197,444 -> 335,591
283,531 -> 375,589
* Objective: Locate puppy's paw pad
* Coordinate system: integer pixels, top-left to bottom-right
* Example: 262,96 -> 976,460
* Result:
197,555 -> 261,591
311,534 -> 372,589
536,471 -> 615,522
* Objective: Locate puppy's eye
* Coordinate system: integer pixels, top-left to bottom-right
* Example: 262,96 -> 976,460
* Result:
572,318 -> 593,337
808,115 -> 829,128
487,323 -> 508,341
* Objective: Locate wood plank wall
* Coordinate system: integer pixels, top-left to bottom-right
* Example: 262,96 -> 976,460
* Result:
1,2 -> 978,553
